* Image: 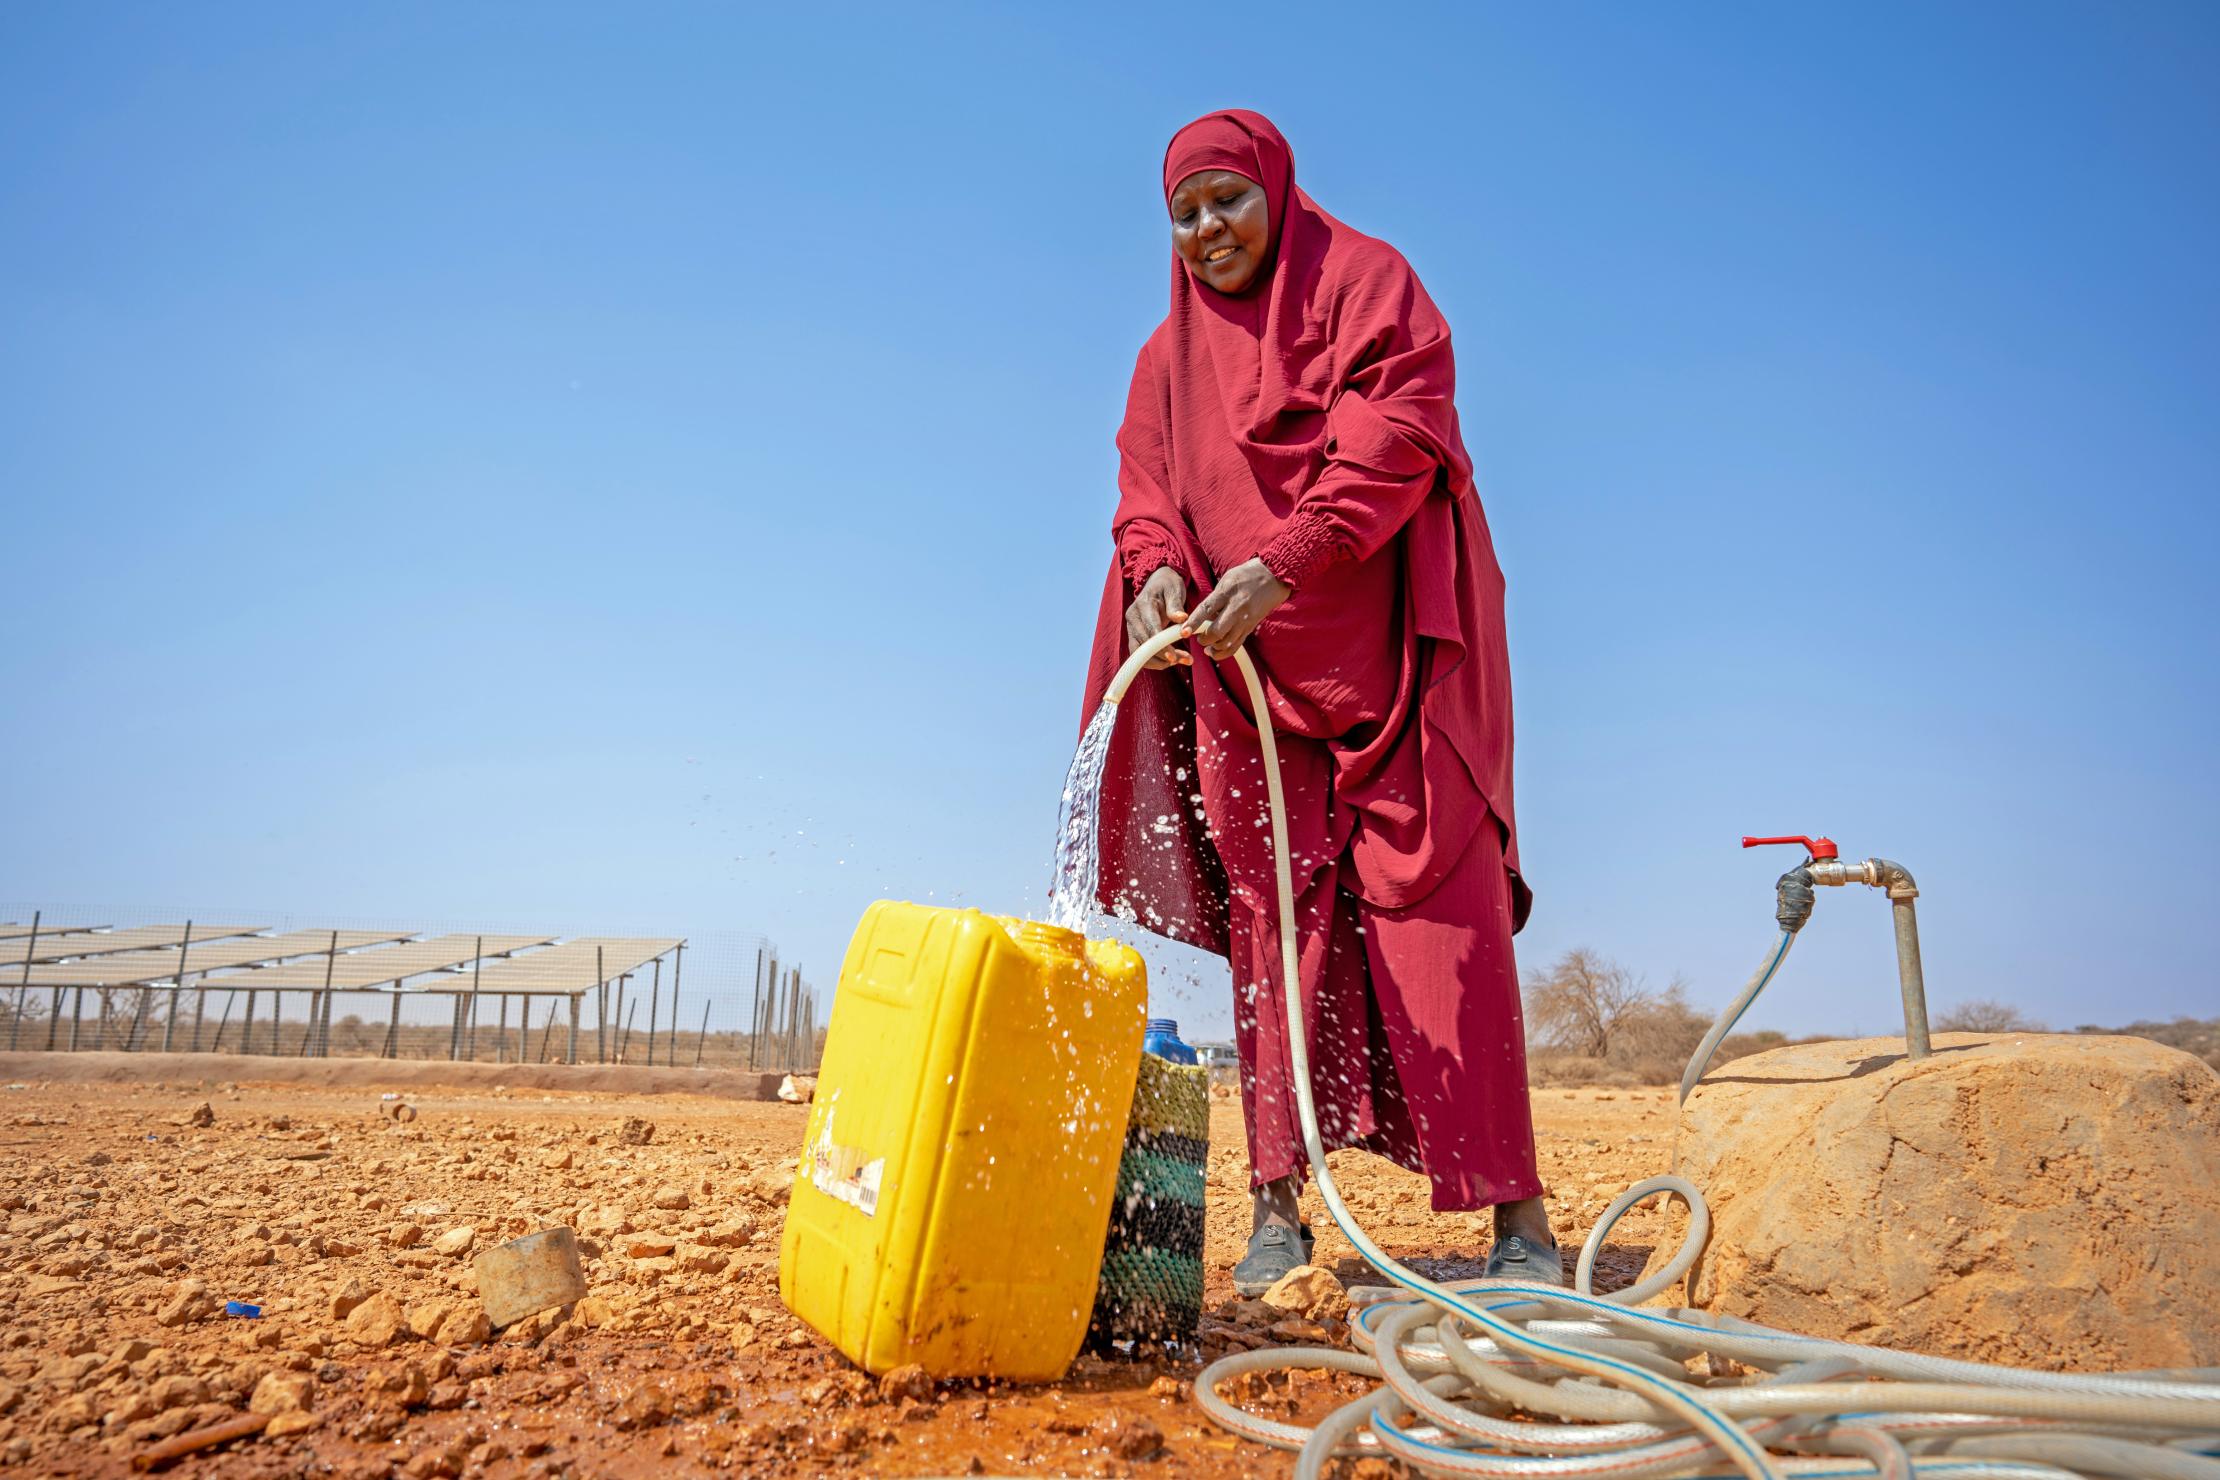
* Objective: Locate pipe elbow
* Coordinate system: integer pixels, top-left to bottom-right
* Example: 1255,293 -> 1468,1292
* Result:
1869,857 -> 1919,900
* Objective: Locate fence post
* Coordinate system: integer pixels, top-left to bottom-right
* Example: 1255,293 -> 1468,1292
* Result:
747,946 -> 763,1072
9,910 -> 38,1052
668,944 -> 684,1071
304,930 -> 338,1058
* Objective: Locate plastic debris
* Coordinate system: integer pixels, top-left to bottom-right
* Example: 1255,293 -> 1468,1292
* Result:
224,1301 -> 262,1319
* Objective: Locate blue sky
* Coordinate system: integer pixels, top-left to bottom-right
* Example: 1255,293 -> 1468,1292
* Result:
3,2 -> 2214,1039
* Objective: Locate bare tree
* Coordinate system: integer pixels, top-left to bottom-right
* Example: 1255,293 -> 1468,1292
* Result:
1934,998 -> 2047,1033
1523,948 -> 1653,1057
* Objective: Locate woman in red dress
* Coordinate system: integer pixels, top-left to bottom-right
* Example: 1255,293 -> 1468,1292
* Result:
1080,109 -> 1556,1292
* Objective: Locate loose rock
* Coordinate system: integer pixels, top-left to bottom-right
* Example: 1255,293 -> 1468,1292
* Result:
344,1292 -> 408,1347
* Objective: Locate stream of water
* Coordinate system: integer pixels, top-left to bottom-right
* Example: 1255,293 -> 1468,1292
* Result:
1045,700 -> 1119,934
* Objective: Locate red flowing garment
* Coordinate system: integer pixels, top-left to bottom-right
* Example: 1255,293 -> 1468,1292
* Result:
1079,110 -> 1540,1212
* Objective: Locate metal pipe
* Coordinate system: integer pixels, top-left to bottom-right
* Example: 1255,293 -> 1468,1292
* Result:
595,946 -> 607,1065
694,1000 -> 710,1068
566,992 -> 580,1065
1891,896 -> 1932,1060
1802,853 -> 1932,1061
648,958 -> 661,1070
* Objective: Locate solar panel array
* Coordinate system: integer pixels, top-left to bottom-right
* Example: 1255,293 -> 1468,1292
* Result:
3,927 -> 682,994
1,924 -> 267,968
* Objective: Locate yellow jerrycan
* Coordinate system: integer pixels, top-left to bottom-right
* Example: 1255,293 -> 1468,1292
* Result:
778,901 -> 1147,1379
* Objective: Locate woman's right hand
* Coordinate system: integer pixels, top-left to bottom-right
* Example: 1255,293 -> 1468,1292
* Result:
1124,566 -> 1193,669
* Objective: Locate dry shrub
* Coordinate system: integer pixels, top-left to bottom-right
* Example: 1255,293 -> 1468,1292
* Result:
1521,950 -> 1709,1086
2076,1016 -> 2219,1072
1934,998 -> 2047,1033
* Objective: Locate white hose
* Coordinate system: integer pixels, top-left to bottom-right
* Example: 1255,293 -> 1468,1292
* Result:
1099,625 -> 2220,1480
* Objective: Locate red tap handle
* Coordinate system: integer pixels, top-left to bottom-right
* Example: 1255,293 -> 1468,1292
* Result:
1742,834 -> 1838,860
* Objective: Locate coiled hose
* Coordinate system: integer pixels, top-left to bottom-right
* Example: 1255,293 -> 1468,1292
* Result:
1102,626 -> 2220,1480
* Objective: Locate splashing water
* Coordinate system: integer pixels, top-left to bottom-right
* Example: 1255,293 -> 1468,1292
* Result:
1046,699 -> 1119,933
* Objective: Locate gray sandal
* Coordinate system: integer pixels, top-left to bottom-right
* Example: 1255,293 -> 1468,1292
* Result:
1232,1222 -> 1317,1296
1482,1234 -> 1564,1288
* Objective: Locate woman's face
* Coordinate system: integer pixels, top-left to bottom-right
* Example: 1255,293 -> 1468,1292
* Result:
1169,169 -> 1271,294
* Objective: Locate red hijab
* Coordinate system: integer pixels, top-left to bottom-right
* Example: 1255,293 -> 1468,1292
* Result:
1152,109 -> 1475,518
1081,109 -> 1527,952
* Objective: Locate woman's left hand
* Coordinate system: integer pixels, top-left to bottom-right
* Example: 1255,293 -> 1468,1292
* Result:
1184,558 -> 1292,661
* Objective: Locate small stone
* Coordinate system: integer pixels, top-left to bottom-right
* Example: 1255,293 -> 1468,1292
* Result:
148,1375 -> 209,1410
674,1242 -> 727,1274
1227,1298 -> 1279,1328
616,1117 -> 654,1146
345,1291 -> 408,1347
434,1304 -> 492,1348
878,1364 -> 933,1404
155,1279 -> 213,1328
266,1410 -> 322,1437
106,1392 -> 158,1426
1147,1375 -> 1187,1401
624,1234 -> 677,1259
1261,1265 -> 1347,1321
370,1361 -> 432,1408
407,1298 -> 460,1342
432,1228 -> 475,1257
328,1279 -> 371,1321
186,1103 -> 214,1128
249,1371 -> 315,1416
1095,1413 -> 1164,1461
1268,1318 -> 1331,1343
650,1185 -> 689,1211
402,1441 -> 463,1478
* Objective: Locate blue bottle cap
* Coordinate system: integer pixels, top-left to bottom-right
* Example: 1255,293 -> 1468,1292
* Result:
224,1301 -> 262,1319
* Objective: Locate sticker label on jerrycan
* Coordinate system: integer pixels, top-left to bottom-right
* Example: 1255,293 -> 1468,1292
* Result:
801,1096 -> 884,1217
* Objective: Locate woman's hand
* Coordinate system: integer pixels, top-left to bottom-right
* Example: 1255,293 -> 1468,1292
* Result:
1185,558 -> 1292,661
1125,565 -> 1193,669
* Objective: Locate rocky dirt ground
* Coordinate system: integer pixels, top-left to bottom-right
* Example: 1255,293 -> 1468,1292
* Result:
0,1067 -> 1684,1478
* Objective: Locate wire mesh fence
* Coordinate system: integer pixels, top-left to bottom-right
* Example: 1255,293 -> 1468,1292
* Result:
0,904 -> 825,1074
